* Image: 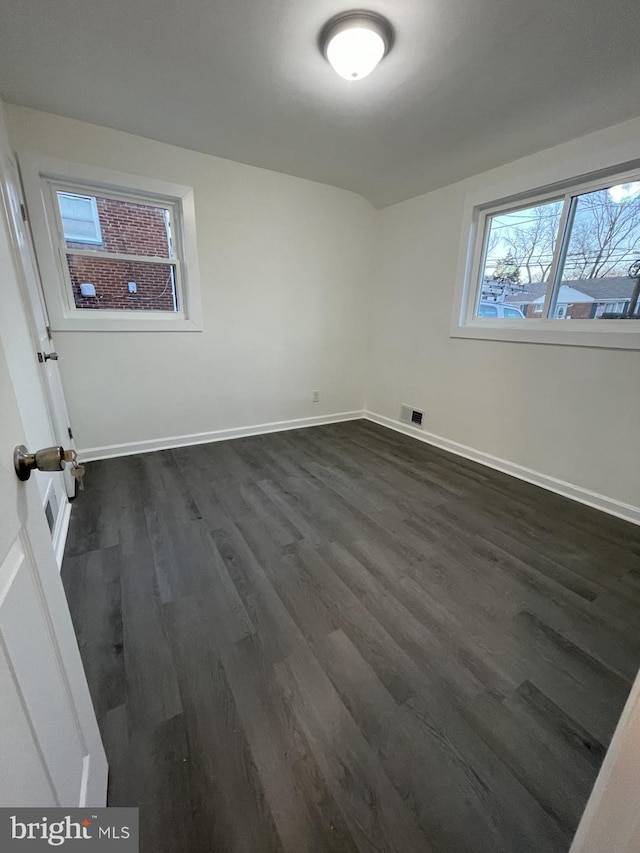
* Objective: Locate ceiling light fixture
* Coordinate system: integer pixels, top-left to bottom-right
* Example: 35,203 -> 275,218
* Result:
320,11 -> 393,82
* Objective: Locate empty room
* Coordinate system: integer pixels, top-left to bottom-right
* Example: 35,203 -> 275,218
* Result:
1,0 -> 640,850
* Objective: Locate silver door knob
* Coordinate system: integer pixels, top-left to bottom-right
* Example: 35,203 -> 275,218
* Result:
37,351 -> 59,362
14,445 -> 73,481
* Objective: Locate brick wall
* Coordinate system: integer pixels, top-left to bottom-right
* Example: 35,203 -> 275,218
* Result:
523,303 -> 593,319
563,303 -> 593,319
66,196 -> 176,311
524,305 -> 543,318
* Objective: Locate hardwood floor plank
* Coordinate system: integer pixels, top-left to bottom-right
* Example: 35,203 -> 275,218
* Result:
62,546 -> 124,719
129,713 -> 204,853
456,689 -> 595,835
221,634 -> 360,853
210,520 -> 303,665
320,629 -> 570,852
511,610 -> 631,744
165,601 -> 284,853
274,643 -> 433,853
314,538 -> 495,699
139,451 -> 202,522
507,680 -> 607,771
121,541 -> 183,730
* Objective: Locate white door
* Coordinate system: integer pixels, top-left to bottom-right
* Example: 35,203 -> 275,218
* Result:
0,148 -> 76,500
0,141 -> 107,807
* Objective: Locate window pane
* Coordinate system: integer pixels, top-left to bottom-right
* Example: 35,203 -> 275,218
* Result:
58,193 -> 102,244
554,182 -> 640,320
478,200 -> 562,319
66,256 -> 178,312
57,192 -> 174,258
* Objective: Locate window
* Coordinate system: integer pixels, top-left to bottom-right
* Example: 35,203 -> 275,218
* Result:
477,199 -> 563,320
20,156 -> 202,332
55,191 -> 178,313
452,163 -> 640,350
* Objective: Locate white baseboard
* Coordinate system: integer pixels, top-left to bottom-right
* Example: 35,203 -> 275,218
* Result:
52,497 -> 72,569
364,411 -> 640,527
78,410 -> 366,463
76,407 -> 639,527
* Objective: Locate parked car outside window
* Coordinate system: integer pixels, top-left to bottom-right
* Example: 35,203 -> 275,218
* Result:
477,301 -> 525,319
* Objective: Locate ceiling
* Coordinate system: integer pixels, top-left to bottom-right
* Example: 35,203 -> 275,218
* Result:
1,0 -> 639,208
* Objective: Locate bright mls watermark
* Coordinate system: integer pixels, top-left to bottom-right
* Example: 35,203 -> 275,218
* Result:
0,809 -> 138,850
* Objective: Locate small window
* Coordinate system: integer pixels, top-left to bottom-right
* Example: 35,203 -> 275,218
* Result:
20,156 -> 202,332
57,193 -> 103,245
54,191 -> 178,312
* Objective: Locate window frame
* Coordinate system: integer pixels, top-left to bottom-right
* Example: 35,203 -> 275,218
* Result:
19,155 -> 203,332
451,157 -> 640,350
48,180 -> 183,316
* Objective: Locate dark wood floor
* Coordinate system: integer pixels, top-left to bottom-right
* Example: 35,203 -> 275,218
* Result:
61,419 -> 640,853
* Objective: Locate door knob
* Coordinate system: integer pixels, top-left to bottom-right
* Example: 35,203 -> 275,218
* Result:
14,445 -> 73,481
37,351 -> 59,362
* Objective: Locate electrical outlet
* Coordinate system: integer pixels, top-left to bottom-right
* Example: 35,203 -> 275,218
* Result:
312,390 -> 320,403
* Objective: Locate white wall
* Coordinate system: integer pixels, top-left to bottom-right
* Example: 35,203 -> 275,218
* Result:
366,118 -> 640,511
5,105 -> 373,455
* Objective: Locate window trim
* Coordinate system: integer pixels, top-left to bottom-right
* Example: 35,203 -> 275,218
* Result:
451,151 -> 640,351
19,155 -> 203,332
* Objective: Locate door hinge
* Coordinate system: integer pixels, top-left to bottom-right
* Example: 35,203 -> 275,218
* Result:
68,426 -> 74,440
20,203 -> 28,222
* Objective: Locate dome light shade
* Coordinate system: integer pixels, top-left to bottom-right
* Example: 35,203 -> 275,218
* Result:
321,12 -> 392,81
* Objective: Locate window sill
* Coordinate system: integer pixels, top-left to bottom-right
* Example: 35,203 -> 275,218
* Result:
51,313 -> 203,333
450,319 -> 640,350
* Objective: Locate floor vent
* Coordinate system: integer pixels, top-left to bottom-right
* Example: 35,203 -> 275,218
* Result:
400,404 -> 424,428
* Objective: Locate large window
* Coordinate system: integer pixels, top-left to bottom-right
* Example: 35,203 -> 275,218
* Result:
453,165 -> 640,349
20,156 -> 202,332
